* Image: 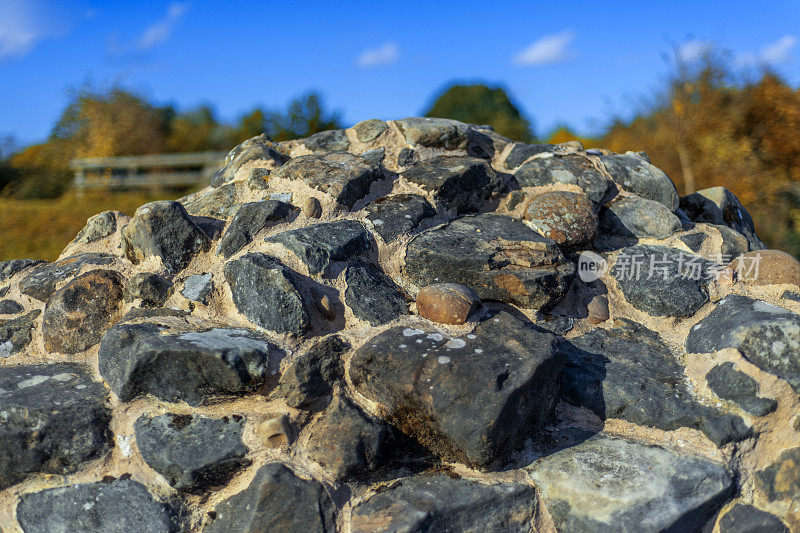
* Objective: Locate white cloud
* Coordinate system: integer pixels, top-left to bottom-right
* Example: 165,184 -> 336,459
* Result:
512,30 -> 576,66
134,2 -> 189,51
736,35 -> 797,67
677,40 -> 712,63
356,42 -> 399,68
0,0 -> 49,61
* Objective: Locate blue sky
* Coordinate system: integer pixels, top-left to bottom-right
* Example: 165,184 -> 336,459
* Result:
1,0 -> 799,146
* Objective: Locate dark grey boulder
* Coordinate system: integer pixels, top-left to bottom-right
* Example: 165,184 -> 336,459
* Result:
0,310 -> 41,357
528,431 -> 733,532
515,154 -> 609,202
755,447 -> 800,502
681,186 -> 765,251
134,413 -> 250,493
0,258 -> 44,284
124,272 -> 171,307
599,196 -> 682,239
304,129 -> 349,151
19,253 -> 116,301
504,142 -> 555,169
353,119 -> 387,143
680,232 -> 707,252
305,394 -> 388,481
350,474 -> 537,533
271,152 -> 382,209
360,147 -> 385,166
344,262 -> 408,325
706,362 -> 777,416
182,182 -> 239,219
216,200 -> 293,258
181,273 -> 213,303
17,478 -> 178,533
686,295 -> 800,392
0,363 -> 110,489
71,210 -> 118,244
559,319 -> 750,447
223,253 -> 310,335
395,117 -> 470,149
601,152 -> 680,210
715,224 -> 750,259
211,134 -> 289,187
0,299 -> 22,314
397,146 -> 420,167
349,311 -> 564,468
266,219 -> 374,275
364,194 -> 436,243
404,214 -> 574,310
611,245 -> 713,317
205,462 -> 335,533
270,335 -> 349,408
122,201 -> 210,273
718,503 -> 789,533
401,155 -> 502,213
98,316 -> 283,405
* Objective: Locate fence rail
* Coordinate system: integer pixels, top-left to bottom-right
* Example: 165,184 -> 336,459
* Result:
71,151 -> 227,194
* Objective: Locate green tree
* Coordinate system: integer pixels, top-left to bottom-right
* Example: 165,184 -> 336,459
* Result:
423,84 -> 534,142
264,92 -> 342,141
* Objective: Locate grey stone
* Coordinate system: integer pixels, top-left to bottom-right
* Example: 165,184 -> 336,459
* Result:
404,214 -> 574,310
681,186 -> 766,251
611,245 -> 713,317
349,311 -> 564,468
354,119 -> 387,143
223,253 -> 310,335
17,478 -> 177,533
216,200 -> 293,259
601,152 -> 680,210
599,196 -> 683,239
718,503 -> 789,533
211,134 -> 289,187
560,319 -> 750,447
182,182 -> 239,219
360,146 -> 385,166
515,154 -> 609,202
0,258 -> 44,284
19,253 -> 116,301
350,474 -> 537,533
0,363 -> 110,489
756,447 -> 800,502
0,310 -> 40,357
365,194 -> 436,243
304,129 -> 349,151
266,219 -> 374,275
344,262 -> 408,325
397,146 -> 420,167
395,117 -> 470,149
122,201 -> 210,273
181,273 -> 213,303
686,295 -> 800,392
528,431 -> 733,532
134,413 -> 250,493
783,290 -> 800,303
401,155 -> 502,213
301,196 -> 323,218
247,167 -> 270,189
504,142 -> 555,169
680,232 -> 707,252
98,316 -> 283,405
124,272 -> 171,307
271,335 -> 350,408
71,210 -> 118,244
707,362 -> 777,416
205,462 -> 335,533
0,299 -> 22,314
715,224 -> 750,260
271,152 -> 382,208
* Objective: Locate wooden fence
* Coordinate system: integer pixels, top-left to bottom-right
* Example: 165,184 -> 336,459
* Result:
71,152 -> 227,195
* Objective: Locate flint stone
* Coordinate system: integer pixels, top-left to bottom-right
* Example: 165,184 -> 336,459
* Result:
271,152 -> 382,208
301,196 -> 323,218
401,155 -> 502,213
599,196 -> 682,239
524,190 -> 598,247
360,147 -> 385,166
718,503 -> 789,533
98,318 -> 283,405
122,201 -> 210,273
271,335 -> 350,408
344,262 -> 408,325
560,319 -> 750,447
365,194 -> 436,243
349,311 -> 564,468
19,253 -> 116,301
528,432 -> 733,532
266,220 -> 373,275
350,474 -> 537,533
397,147 -> 420,167
0,310 -> 40,357
0,299 -> 22,314
416,283 -> 480,325
71,210 -> 118,244
247,167 -> 270,189
756,447 -> 800,502
601,152 -> 680,210
205,462 -> 335,533
611,245 -> 713,317
681,186 -> 766,250
305,395 -> 388,481
134,413 -> 250,493
504,142 -> 555,169
181,273 -> 213,303
0,258 -> 44,284
181,183 -> 238,219
395,117 -> 470,150
715,224 -> 750,259
514,154 -> 609,202
211,134 -> 289,188
43,269 -> 125,354
216,200 -> 292,258
354,119 -> 387,143
403,214 -> 574,310
124,272 -> 171,307
680,232 -> 707,252
706,362 -> 777,416
0,363 -> 110,489
686,295 -> 800,392
17,478 -> 177,533
304,129 -> 349,152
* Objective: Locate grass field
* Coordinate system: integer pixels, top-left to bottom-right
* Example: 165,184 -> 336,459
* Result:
0,190 -> 186,262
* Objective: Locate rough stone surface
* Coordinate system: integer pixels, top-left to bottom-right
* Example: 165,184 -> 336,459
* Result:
0,310 -> 40,357
134,413 -> 250,493
350,311 -> 564,468
350,474 -> 537,533
301,196 -> 322,218
211,133 -> 289,187
344,262 -> 408,325
504,142 -> 554,169
124,272 -> 171,307
599,195 -> 682,239
271,335 -> 349,408
206,462 -> 335,533
416,282 -> 480,325
181,273 -> 213,303
718,503 -> 789,532
401,155 -> 502,213
19,253 -> 116,301
706,362 -> 777,416
681,186 -> 766,251
216,200 -> 292,258
755,447 -> 800,502
0,364 -> 110,489
182,183 -> 239,219
42,269 -> 125,354
524,190 -> 598,247
514,154 -> 609,202
396,117 -> 469,149
71,210 -> 119,244
0,258 -> 44,284
404,214 -> 575,309
728,249 -> 800,287
304,129 -> 349,152
353,119 -> 387,142
601,152 -> 680,210
365,193 -> 436,243
0,299 -> 22,315
528,431 -> 733,532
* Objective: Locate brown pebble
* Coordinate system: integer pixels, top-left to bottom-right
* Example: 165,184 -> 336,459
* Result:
417,283 -> 480,325
586,295 -> 609,324
727,249 -> 800,287
302,197 -> 322,218
524,191 -> 597,247
256,415 -> 292,448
